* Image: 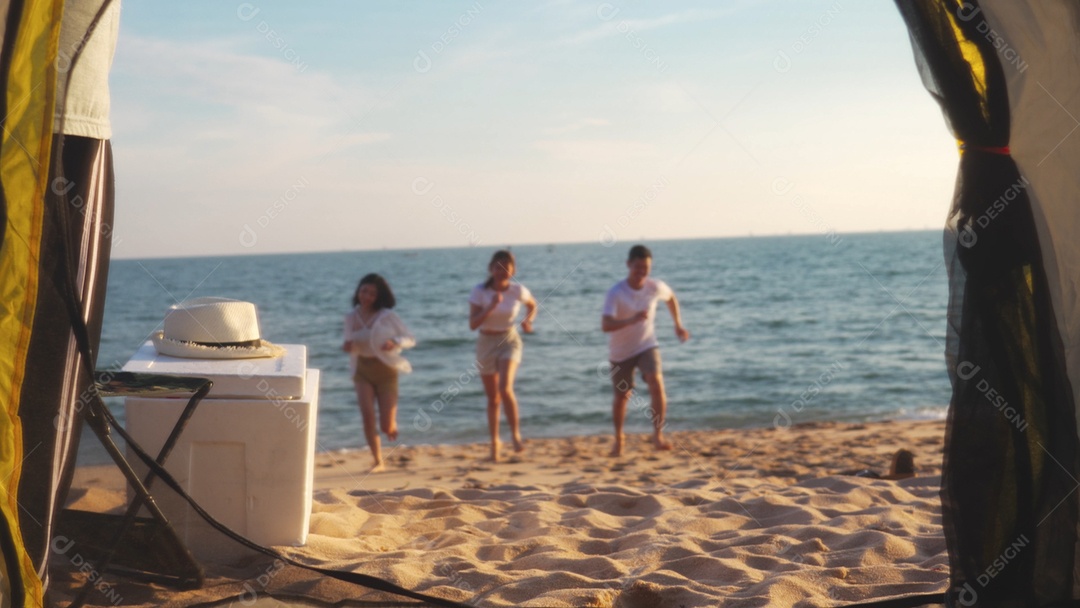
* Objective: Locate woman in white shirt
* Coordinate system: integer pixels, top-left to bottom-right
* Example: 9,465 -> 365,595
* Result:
469,250 -> 538,462
343,273 -> 416,472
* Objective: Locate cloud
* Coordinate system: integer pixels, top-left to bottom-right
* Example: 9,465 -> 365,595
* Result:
111,33 -> 399,199
545,117 -> 612,135
112,35 -> 388,159
533,138 -> 656,163
556,8 -> 739,47
640,82 -> 702,114
108,34 -> 396,257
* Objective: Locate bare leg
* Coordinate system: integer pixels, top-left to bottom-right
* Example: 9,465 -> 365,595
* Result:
482,373 -> 502,462
498,358 -> 525,453
643,372 -> 672,450
375,382 -> 399,441
610,389 -> 631,457
354,380 -> 384,471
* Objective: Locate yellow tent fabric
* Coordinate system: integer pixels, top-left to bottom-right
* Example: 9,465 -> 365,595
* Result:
0,0 -> 64,605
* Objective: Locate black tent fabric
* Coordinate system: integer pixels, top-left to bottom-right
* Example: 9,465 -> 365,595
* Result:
20,133 -> 114,594
896,0 -> 1080,605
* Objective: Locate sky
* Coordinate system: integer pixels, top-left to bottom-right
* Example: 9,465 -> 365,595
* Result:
107,1 -> 958,260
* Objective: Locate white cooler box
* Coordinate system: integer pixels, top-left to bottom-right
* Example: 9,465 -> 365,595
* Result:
122,341 -> 308,399
122,346 -> 318,561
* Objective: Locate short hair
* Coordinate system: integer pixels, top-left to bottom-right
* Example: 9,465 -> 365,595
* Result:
627,244 -> 652,261
353,273 -> 396,310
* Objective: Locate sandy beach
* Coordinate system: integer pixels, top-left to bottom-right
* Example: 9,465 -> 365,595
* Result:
57,419 -> 949,607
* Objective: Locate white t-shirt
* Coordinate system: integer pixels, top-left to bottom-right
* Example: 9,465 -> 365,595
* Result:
469,283 -> 533,332
603,278 -> 673,362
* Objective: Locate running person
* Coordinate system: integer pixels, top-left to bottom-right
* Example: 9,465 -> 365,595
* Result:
602,245 -> 690,456
343,273 -> 415,472
469,250 -> 537,462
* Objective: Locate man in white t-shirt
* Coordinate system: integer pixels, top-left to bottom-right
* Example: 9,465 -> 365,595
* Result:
602,245 -> 690,456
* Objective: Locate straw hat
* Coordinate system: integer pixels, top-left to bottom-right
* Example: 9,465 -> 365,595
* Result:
151,297 -> 285,359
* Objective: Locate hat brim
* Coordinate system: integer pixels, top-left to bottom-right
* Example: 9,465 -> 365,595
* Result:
152,331 -> 286,360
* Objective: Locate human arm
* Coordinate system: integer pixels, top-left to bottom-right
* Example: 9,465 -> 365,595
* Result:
386,334 -> 416,350
520,297 -> 538,333
665,294 -> 690,342
469,290 -> 503,331
601,311 -> 648,333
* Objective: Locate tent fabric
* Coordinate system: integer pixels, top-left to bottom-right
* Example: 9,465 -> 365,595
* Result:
20,134 -> 113,589
976,0 -> 1080,469
896,0 -> 1080,605
0,0 -> 65,605
978,0 -> 1080,600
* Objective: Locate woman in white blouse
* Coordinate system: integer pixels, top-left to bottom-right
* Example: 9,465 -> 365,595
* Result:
343,274 -> 415,472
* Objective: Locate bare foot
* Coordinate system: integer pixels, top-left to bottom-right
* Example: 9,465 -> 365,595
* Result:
386,425 -> 399,441
609,434 -> 624,457
369,461 -> 386,473
653,435 -> 673,451
489,439 -> 502,463
512,435 -> 525,453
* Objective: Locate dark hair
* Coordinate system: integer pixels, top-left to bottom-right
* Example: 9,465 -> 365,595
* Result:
627,244 -> 652,261
352,273 -> 396,310
483,250 -> 516,289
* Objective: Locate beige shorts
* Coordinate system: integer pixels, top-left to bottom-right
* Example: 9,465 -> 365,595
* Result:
610,347 -> 661,393
353,355 -> 399,393
476,329 -> 523,375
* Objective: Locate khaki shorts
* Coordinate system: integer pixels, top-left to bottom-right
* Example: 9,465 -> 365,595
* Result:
609,347 -> 661,393
353,355 -> 399,393
476,329 -> 523,375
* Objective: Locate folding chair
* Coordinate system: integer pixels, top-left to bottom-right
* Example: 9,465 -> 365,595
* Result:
58,371 -> 212,605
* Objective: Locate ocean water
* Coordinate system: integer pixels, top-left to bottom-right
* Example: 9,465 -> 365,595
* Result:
86,231 -> 950,463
